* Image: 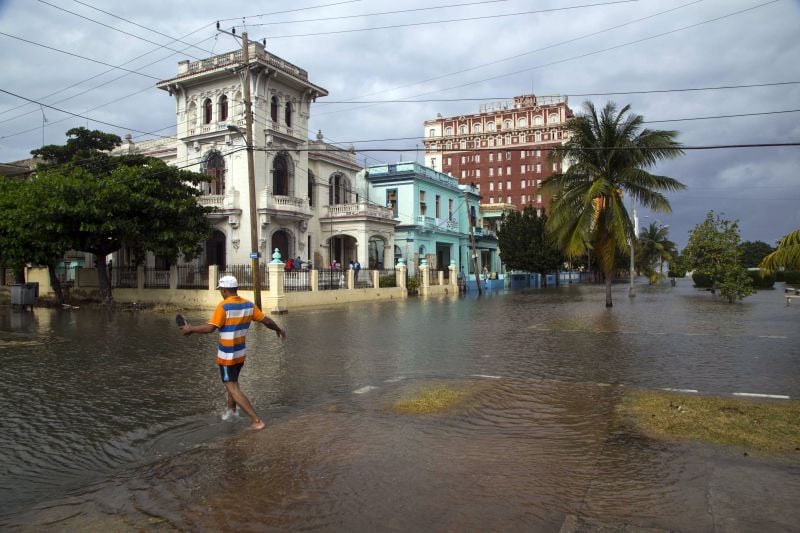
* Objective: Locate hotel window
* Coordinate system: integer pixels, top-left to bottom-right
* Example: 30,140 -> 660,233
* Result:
497,151 -> 502,160
445,126 -> 453,136
536,149 -> 541,157
506,167 -> 511,176
537,194 -> 542,203
475,154 -> 480,163
518,117 -> 527,128
435,195 -> 441,218
535,132 -> 541,142
534,115 -> 543,126
429,128 -> 435,137
285,101 -> 292,127
449,198 -> 454,219
507,196 -> 511,203
419,190 -> 427,216
473,123 -> 482,133
270,96 -> 278,122
549,114 -> 559,124
521,195 -> 526,203
536,163 -> 542,173
489,182 -> 494,191
489,153 -> 494,162
489,197 -> 494,204
505,134 -> 512,145
498,181 -> 503,191
537,208 -> 542,217
461,141 -> 467,149
489,168 -> 494,177
520,179 -> 526,188
488,138 -> 494,147
461,156 -> 466,164
504,120 -> 512,129
447,157 -> 452,165
461,170 -> 465,178
506,180 -> 511,190
521,165 -> 526,174
460,125 -> 467,134
505,151 -> 511,160
537,179 -> 542,187
498,167 -> 503,176
476,169 -> 481,177
487,122 -> 495,131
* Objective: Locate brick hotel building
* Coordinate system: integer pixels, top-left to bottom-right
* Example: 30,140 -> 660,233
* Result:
422,94 -> 572,229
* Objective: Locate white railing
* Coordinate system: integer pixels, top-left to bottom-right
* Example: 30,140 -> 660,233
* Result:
325,202 -> 396,220
261,190 -> 310,214
198,195 -> 224,208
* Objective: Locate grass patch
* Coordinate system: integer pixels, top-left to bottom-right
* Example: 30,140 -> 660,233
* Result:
618,389 -> 800,457
392,384 -> 471,415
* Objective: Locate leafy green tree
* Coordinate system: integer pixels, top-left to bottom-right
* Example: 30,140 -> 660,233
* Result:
737,240 -> 774,268
497,207 -> 562,286
684,211 -> 753,303
544,101 -> 685,307
760,229 -> 800,271
636,222 -> 676,283
667,252 -> 690,278
22,128 -> 213,304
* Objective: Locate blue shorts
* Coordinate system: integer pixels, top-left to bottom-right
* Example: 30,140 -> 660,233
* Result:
219,362 -> 244,383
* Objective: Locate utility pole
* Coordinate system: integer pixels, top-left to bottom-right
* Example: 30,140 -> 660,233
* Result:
218,25 -> 262,308
464,187 -> 482,295
629,201 -> 637,299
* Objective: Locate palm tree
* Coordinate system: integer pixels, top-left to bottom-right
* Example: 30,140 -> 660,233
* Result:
760,229 -> 800,270
637,222 -> 677,282
544,101 -> 685,307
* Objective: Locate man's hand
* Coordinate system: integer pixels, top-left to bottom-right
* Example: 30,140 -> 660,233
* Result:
275,327 -> 286,340
180,325 -> 193,336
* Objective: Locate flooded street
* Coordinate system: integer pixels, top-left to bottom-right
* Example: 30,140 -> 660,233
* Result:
1,281 -> 799,530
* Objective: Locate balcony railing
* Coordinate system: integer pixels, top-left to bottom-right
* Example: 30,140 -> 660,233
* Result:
261,190 -> 310,216
325,202 -> 396,220
416,216 -> 459,231
198,194 -> 224,208
473,227 -> 498,239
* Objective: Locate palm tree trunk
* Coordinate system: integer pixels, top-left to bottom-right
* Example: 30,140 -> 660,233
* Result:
605,271 -> 613,307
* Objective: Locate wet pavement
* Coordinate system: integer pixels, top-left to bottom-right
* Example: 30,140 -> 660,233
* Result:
0,280 -> 798,530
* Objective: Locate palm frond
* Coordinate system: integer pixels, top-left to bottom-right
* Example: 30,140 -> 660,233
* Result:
760,229 -> 800,271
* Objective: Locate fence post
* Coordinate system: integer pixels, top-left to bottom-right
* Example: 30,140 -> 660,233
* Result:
311,268 -> 319,292
169,265 -> 178,290
347,267 -> 355,290
438,270 -> 444,286
396,258 -> 407,290
449,260 -> 458,287
420,258 -> 430,296
137,265 -> 145,290
208,265 -> 219,291
265,248 -> 287,313
372,270 -> 379,288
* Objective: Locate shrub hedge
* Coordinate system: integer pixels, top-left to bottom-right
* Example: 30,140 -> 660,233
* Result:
746,270 -> 775,289
692,271 -> 712,288
776,270 -> 800,284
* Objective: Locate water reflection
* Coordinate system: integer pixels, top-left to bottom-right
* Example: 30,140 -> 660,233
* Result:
1,281 -> 799,529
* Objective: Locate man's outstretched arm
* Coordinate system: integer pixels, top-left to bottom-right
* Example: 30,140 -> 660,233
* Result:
260,316 -> 286,339
181,323 -> 218,336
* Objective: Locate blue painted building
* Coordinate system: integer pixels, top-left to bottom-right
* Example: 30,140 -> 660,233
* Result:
364,162 -> 499,276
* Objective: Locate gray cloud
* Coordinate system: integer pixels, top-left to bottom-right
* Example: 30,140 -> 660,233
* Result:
1,0 -> 798,248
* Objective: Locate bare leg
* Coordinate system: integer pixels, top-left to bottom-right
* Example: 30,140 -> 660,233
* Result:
223,381 -> 265,430
226,391 -> 236,411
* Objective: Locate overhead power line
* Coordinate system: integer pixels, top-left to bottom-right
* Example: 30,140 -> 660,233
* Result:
217,0 -> 365,23
0,31 -> 161,80
256,0 -> 639,39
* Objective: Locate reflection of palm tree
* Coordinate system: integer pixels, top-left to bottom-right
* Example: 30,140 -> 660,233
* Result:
637,222 -> 676,282
545,101 -> 685,307
760,229 -> 800,270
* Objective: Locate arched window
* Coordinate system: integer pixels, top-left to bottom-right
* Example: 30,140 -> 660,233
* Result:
187,101 -> 197,127
270,96 -> 278,123
272,154 -> 291,196
328,173 -> 351,205
518,117 -> 527,128
285,101 -> 292,127
487,122 -> 495,132
445,126 -> 453,136
504,120 -> 512,130
534,115 -> 543,126
549,114 -> 559,124
201,150 -> 225,195
473,123 -> 482,133
535,131 -> 542,142
219,95 -> 228,122
308,170 -> 315,207
459,125 -> 467,135
203,98 -> 212,124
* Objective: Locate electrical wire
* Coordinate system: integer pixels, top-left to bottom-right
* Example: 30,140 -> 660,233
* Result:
217,0 -> 365,23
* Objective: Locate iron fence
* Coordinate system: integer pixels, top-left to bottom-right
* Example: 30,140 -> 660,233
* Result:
177,265 -> 209,289
219,264 -> 270,290
110,267 -> 137,288
378,268 -> 396,287
355,269 -> 373,288
284,270 -> 311,292
429,269 -> 440,285
144,268 -> 170,289
318,268 -> 346,291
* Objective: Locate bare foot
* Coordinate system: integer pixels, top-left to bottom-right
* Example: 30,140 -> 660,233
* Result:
248,419 -> 266,431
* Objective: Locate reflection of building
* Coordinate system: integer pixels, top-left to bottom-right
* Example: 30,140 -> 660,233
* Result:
365,162 -> 498,275
114,43 -> 397,271
422,94 -> 572,215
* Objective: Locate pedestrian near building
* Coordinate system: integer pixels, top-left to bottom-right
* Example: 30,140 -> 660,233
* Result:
179,275 -> 285,431
354,260 -> 361,282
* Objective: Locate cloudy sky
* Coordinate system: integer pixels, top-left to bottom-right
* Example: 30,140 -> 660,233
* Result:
1,0 -> 798,248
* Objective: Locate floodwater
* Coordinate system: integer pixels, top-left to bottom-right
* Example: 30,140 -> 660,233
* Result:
1,281 -> 799,531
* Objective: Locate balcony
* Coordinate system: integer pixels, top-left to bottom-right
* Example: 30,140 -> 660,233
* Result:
416,216 -> 460,232
261,189 -> 311,218
323,201 -> 396,221
198,189 -> 240,211
473,227 -> 498,239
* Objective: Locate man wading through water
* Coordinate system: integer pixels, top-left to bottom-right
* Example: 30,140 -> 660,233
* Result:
179,275 -> 285,430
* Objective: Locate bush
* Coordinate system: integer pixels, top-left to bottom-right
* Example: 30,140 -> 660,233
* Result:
379,274 -> 396,288
746,269 -> 775,289
692,271 -> 713,288
406,276 -> 420,292
775,270 -> 800,284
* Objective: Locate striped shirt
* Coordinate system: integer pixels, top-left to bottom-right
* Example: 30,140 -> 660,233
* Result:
208,296 -> 265,365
